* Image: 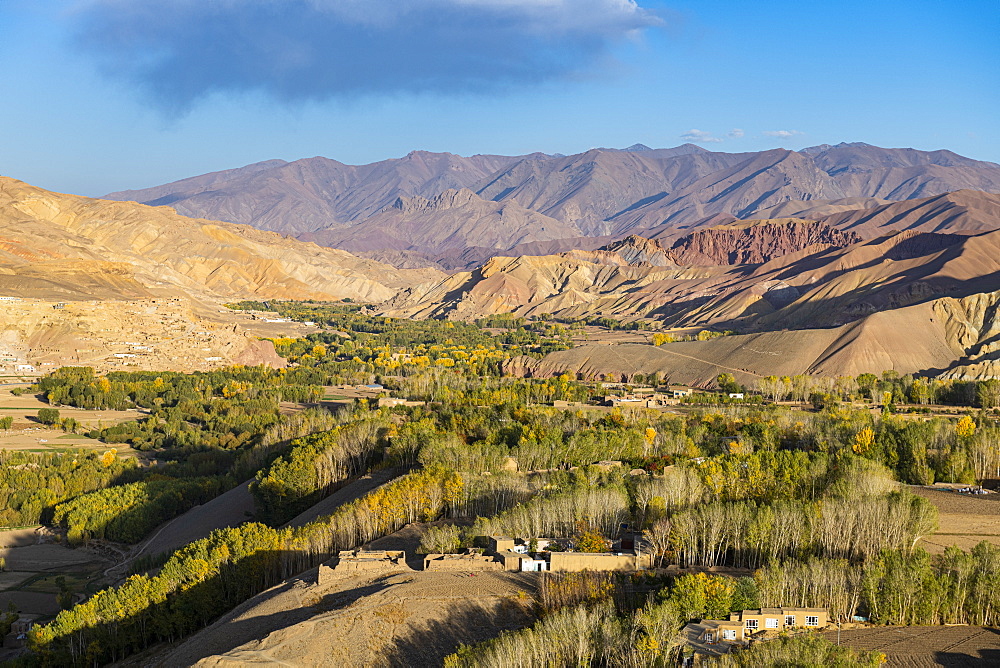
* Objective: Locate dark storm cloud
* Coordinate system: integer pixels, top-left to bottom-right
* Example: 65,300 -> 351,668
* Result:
71,0 -> 659,112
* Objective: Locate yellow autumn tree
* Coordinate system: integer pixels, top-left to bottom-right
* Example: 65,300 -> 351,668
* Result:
853,427 -> 875,455
957,415 -> 976,439
652,333 -> 674,346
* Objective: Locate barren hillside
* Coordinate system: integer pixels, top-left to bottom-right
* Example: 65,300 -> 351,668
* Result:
103,144 -> 1000,250
382,227 -> 1000,332
0,176 -> 441,303
512,287 -> 1000,383
301,188 -> 579,256
815,190 -> 1000,236
0,298 -> 290,374
106,152 -> 540,233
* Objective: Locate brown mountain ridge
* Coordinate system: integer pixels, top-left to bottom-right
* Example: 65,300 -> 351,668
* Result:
104,144 -> 1000,263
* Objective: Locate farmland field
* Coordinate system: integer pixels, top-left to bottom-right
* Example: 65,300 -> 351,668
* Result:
0,386 -> 142,455
825,625 -> 1000,666
910,486 -> 1000,554
0,529 -> 110,617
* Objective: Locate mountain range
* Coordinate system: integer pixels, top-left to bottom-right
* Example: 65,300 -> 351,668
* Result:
105,143 -> 1000,268
2,141 -> 999,381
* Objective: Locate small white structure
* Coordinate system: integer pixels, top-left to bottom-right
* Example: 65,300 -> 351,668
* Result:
520,558 -> 549,572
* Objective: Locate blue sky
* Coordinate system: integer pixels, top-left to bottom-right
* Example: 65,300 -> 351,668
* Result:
1,0 -> 997,196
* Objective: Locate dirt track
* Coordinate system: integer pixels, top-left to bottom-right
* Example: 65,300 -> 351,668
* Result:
282,468 -> 402,529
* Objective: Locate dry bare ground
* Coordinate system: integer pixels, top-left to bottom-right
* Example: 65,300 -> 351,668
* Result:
122,480 -> 256,569
164,570 -> 536,668
910,486 -> 1000,554
824,626 -> 1000,666
139,522 -> 537,668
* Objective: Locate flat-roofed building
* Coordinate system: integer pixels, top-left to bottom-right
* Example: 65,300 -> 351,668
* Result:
688,607 -> 829,645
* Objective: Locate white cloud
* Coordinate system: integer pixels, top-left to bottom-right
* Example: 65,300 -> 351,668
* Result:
680,129 -> 723,144
727,128 -> 744,139
762,130 -> 803,138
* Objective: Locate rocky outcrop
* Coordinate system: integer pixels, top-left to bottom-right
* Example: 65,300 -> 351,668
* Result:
599,235 -> 675,266
668,219 -> 862,266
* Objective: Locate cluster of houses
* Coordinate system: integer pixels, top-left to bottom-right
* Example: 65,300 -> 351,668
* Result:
320,532 -> 652,584
0,344 -> 35,376
680,608 -> 831,662
596,385 -> 745,408
320,537 -> 834,663
425,534 -> 653,573
598,386 -> 690,408
3,617 -> 35,649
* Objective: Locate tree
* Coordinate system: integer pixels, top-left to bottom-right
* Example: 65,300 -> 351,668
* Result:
644,519 -> 672,567
652,333 -> 673,346
810,392 -> 838,411
910,379 -> 930,405
978,380 -> 1000,410
0,416 -> 12,430
857,373 -> 879,401
957,415 -> 977,439
575,528 -> 611,553
853,427 -> 875,456
716,373 -> 741,394
37,408 -> 60,425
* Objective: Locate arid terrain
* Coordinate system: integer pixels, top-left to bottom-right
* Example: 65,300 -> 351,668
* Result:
141,523 -> 537,668
105,145 -> 1000,252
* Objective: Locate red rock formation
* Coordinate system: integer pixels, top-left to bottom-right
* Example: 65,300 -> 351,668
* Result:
668,219 -> 862,266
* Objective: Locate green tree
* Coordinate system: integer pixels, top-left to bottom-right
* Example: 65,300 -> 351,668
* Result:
978,380 -> 1000,409
716,373 -> 741,394
37,408 -> 60,425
